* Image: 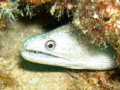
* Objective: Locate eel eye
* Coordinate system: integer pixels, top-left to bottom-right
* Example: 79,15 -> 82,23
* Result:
45,40 -> 56,50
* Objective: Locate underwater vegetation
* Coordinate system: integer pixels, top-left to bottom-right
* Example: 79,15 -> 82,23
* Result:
49,0 -> 76,19
0,0 -> 20,29
0,0 -> 77,22
23,0 -> 77,19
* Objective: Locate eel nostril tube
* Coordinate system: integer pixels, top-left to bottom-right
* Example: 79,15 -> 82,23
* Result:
20,41 -> 24,44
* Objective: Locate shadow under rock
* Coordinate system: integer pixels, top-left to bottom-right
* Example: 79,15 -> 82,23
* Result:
19,57 -> 120,73
19,58 -> 67,72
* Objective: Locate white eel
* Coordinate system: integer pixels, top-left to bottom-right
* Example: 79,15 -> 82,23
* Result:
21,24 -> 117,70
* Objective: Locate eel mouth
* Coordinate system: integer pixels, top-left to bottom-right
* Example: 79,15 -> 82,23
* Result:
20,49 -> 77,69
20,50 -> 72,66
21,50 -> 60,58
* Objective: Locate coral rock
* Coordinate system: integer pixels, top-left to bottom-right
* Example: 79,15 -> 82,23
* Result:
73,0 -> 120,66
50,0 -> 76,18
24,0 -> 53,5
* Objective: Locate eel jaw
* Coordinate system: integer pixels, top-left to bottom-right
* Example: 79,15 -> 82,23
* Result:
20,50 -> 75,68
20,50 -> 117,70
21,50 -> 60,59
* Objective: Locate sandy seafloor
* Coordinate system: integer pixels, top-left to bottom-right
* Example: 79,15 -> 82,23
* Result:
0,16 -> 120,90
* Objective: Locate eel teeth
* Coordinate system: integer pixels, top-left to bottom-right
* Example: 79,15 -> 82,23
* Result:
27,50 -> 41,53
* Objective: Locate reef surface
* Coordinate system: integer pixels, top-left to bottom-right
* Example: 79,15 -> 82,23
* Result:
0,0 -> 120,90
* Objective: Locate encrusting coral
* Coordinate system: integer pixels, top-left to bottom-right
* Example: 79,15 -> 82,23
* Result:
24,0 -> 53,5
23,0 -> 76,19
73,0 -> 120,66
0,0 -> 77,28
50,0 -> 76,19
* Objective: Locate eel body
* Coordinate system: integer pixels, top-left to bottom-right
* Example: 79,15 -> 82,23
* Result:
21,24 -> 117,70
